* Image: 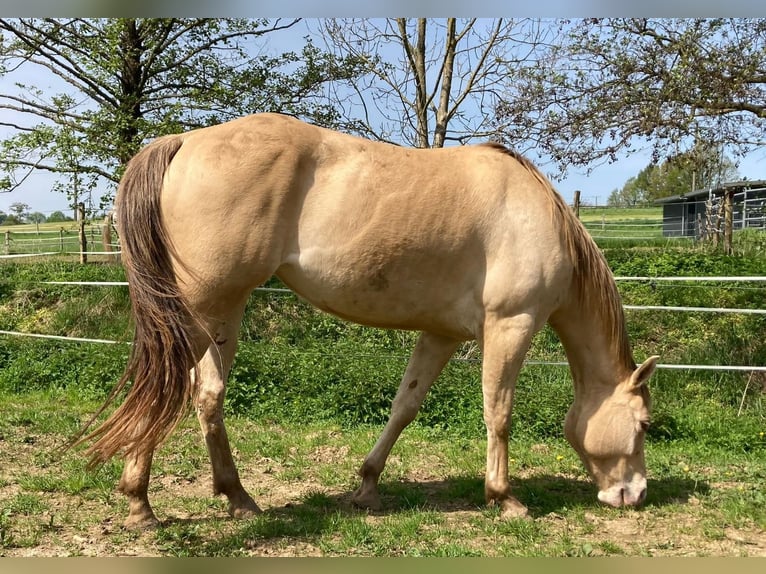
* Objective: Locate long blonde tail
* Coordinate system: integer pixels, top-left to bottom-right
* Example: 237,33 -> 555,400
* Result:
75,135 -> 198,468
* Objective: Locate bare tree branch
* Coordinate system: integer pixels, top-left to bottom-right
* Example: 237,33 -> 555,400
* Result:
315,18 -> 541,149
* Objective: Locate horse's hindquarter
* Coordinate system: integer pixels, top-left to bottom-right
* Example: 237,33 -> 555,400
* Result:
160,114 -> 318,295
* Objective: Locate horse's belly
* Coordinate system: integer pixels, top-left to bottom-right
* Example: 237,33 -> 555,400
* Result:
275,250 -> 479,338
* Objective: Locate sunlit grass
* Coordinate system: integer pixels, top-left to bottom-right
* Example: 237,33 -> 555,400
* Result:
0,389 -> 764,556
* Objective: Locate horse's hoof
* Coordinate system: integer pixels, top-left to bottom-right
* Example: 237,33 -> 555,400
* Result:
229,499 -> 263,519
499,497 -> 529,520
351,488 -> 382,511
123,513 -> 160,530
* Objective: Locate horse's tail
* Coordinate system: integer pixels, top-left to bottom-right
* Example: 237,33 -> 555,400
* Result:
74,134 -> 199,469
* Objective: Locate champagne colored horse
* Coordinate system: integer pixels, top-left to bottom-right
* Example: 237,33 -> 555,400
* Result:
79,113 -> 657,529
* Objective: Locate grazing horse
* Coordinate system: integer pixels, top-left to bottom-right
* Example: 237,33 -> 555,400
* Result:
78,113 -> 657,529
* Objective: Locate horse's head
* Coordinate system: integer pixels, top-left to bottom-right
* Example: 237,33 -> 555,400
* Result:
564,356 -> 658,508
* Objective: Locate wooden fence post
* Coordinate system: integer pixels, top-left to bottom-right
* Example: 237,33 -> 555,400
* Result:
101,213 -> 119,262
713,200 -> 724,248
78,203 -> 87,264
573,190 -> 581,218
102,215 -> 112,253
4,230 -> 10,255
723,189 -> 734,255
59,228 -> 65,252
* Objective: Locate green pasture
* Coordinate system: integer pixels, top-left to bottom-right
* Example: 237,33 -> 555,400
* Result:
578,205 -> 663,222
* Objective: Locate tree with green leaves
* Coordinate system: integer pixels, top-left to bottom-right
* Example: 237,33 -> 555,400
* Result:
498,18 -> 766,173
607,142 -> 739,206
7,201 -> 29,222
0,18 -> 364,208
46,210 -> 71,223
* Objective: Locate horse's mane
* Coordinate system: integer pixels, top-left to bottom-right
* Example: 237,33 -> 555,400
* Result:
481,142 -> 635,371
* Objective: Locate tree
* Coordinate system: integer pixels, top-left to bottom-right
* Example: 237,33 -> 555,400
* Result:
0,18 -> 364,206
607,142 -> 739,206
46,210 -> 72,223
8,201 -> 29,221
317,18 -> 547,148
28,211 -> 46,223
498,18 -> 766,172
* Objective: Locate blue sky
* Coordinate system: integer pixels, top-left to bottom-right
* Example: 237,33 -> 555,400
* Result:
0,16 -> 764,215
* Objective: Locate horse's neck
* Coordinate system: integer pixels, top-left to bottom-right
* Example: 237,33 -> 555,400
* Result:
549,297 -> 634,396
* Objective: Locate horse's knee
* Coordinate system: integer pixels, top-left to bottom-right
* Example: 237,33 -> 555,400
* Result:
195,381 -> 225,419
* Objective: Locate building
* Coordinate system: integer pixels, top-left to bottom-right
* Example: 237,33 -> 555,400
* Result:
655,180 -> 766,238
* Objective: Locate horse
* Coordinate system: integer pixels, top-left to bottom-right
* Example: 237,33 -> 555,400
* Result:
76,113 -> 658,529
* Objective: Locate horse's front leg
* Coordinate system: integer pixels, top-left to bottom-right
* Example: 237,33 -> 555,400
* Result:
480,313 -> 537,519
352,332 -> 460,510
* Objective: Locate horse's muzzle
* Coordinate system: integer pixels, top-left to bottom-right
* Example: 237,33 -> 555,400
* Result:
598,483 -> 647,507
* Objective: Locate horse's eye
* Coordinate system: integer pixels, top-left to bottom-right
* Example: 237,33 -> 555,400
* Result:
639,420 -> 651,432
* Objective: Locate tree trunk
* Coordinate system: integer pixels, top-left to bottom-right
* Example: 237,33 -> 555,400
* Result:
78,203 -> 87,264
724,189 -> 734,255
397,18 -> 430,148
433,19 -> 457,148
117,19 -> 145,165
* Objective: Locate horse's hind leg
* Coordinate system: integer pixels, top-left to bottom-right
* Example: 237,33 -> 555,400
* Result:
119,449 -> 158,529
194,299 -> 261,518
352,332 -> 460,510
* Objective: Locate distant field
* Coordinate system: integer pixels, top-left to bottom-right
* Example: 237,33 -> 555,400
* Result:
1,221 -> 80,233
577,205 -> 662,222
1,221 -> 112,257
576,205 -> 674,246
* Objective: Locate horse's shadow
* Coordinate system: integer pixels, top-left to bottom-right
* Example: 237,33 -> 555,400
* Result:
330,473 -> 710,518
160,472 -> 708,535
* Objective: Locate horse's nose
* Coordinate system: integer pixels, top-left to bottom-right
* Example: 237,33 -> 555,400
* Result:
623,486 -> 647,507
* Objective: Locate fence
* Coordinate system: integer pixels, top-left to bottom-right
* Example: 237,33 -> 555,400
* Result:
1,223 -> 119,261
574,187 -> 766,248
1,275 -> 765,374
4,201 -> 765,255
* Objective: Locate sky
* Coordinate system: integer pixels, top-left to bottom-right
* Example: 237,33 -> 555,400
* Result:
2,1 -> 764,17
0,15 -> 764,216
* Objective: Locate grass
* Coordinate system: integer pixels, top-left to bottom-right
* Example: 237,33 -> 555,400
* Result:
0,389 -> 763,557
578,208 -> 688,249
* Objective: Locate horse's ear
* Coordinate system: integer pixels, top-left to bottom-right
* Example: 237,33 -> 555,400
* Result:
629,355 -> 659,389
